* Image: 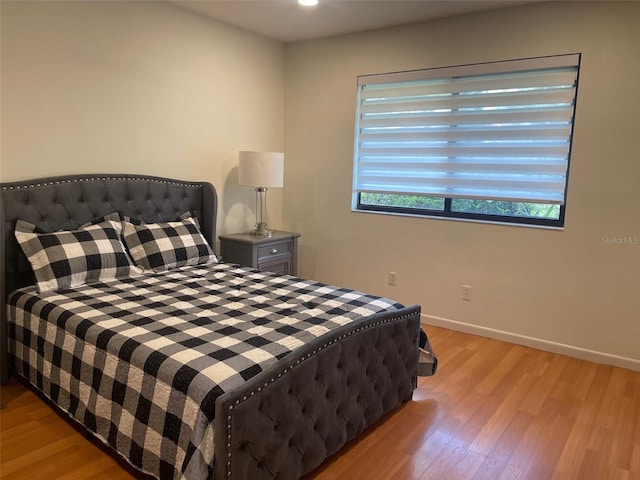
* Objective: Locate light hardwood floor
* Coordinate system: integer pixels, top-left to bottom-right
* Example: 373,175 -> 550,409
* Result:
1,326 -> 639,480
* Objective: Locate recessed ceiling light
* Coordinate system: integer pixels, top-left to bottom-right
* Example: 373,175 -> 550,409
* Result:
298,0 -> 318,6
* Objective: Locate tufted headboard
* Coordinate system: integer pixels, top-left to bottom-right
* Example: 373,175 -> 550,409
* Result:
0,174 -> 218,384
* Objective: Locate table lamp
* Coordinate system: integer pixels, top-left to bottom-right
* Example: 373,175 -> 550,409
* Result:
238,151 -> 284,237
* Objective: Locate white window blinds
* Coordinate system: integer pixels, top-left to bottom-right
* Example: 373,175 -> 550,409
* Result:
353,54 -> 580,204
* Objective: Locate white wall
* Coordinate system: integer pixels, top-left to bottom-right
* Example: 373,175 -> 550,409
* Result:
284,1 -> 640,368
0,0 -> 285,237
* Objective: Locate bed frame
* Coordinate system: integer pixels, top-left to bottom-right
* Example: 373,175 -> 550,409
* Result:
0,174 -> 424,480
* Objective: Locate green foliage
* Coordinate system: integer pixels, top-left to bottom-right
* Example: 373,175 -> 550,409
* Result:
360,193 -> 560,220
360,193 -> 444,210
451,199 -> 560,219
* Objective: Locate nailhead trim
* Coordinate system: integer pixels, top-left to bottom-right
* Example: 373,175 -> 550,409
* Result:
1,176 -> 202,190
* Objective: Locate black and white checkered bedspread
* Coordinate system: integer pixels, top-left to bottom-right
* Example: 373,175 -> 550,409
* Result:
8,263 -> 404,480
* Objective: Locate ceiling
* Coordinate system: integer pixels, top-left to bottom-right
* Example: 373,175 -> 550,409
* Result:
168,0 -> 542,43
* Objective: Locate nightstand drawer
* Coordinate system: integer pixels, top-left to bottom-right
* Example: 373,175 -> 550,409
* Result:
257,240 -> 292,260
258,257 -> 293,276
218,230 -> 301,276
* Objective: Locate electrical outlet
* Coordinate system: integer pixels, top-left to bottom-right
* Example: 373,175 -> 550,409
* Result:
462,285 -> 472,301
388,272 -> 397,286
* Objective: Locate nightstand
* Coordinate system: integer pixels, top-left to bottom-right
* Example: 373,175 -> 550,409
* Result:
219,231 -> 301,275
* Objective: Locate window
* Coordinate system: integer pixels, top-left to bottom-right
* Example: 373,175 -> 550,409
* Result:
352,54 -> 580,227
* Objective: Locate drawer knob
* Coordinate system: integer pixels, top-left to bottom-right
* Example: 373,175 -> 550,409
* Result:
271,248 -> 278,254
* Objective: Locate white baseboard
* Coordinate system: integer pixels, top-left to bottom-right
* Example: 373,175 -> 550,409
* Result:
421,313 -> 640,372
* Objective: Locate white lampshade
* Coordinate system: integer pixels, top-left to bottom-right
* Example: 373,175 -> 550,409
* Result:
238,151 -> 284,188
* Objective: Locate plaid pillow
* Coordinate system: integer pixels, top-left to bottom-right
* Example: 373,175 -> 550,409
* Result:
122,213 -> 217,271
15,213 -> 142,293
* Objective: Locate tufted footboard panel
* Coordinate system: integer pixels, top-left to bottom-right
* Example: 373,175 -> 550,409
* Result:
214,305 -> 421,480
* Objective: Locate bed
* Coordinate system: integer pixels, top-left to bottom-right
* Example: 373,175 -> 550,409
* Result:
0,174 -> 436,480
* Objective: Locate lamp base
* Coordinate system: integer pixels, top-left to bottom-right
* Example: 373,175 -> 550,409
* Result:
249,222 -> 273,237
249,229 -> 273,237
